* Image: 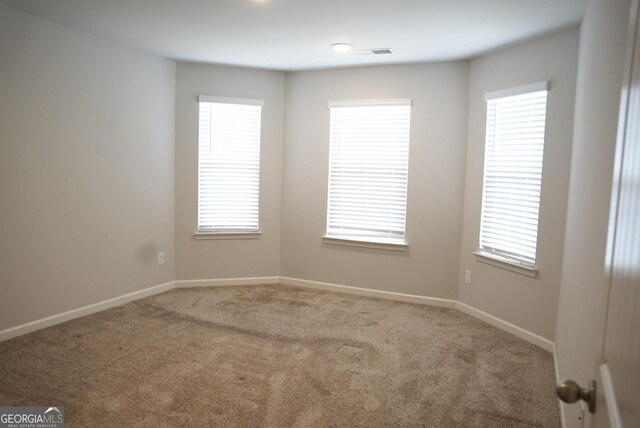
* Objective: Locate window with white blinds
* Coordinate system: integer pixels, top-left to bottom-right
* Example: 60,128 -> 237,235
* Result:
479,82 -> 548,267
325,100 -> 412,245
198,96 -> 262,233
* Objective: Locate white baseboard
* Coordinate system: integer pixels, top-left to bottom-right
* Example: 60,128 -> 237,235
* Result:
280,277 -> 457,308
281,277 -> 551,351
456,302 -> 554,352
0,274 -> 564,427
0,275 -> 555,359
0,281 -> 175,343
174,276 -> 280,288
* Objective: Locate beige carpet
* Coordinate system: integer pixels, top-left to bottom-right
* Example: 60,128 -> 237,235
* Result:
0,284 -> 560,427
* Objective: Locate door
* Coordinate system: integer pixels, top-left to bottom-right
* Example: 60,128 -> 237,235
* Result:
592,0 -> 640,425
556,1 -> 640,426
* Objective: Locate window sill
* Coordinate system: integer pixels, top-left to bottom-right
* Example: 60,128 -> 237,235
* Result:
322,236 -> 408,252
473,251 -> 538,278
194,231 -> 262,240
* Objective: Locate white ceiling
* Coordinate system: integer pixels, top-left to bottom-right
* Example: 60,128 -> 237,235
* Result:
0,0 -> 589,71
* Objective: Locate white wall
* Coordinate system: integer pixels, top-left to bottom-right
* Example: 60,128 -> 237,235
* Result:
0,3 -> 588,354
174,63 -> 284,280
457,28 -> 580,341
554,0 -> 630,426
0,5 -> 176,331
281,63 -> 469,298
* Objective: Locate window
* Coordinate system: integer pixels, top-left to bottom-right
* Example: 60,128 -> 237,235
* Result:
479,82 -> 548,268
197,96 -> 262,235
324,99 -> 412,248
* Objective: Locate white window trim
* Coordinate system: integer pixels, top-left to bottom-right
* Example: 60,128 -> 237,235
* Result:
473,251 -> 539,277
483,81 -> 549,101
197,96 -> 263,237
324,99 -> 412,248
477,82 -> 549,272
198,95 -> 264,106
327,99 -> 412,108
322,235 -> 409,252
194,231 -> 262,240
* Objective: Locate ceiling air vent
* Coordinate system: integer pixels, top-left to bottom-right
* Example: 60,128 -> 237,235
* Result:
354,48 -> 394,56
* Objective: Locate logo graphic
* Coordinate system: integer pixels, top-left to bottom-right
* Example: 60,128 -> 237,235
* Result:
0,406 -> 64,428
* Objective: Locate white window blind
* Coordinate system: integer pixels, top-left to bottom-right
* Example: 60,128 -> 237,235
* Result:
479,82 -> 548,266
198,96 -> 262,232
326,100 -> 411,244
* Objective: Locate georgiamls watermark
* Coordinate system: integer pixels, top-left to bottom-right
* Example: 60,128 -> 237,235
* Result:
0,407 -> 64,428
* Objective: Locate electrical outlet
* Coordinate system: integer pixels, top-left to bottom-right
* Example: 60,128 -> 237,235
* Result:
158,252 -> 165,265
465,270 -> 472,285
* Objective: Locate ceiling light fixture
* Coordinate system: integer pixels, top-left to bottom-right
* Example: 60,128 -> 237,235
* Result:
331,43 -> 353,53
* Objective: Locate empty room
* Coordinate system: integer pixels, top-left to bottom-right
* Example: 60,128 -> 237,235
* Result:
0,0 -> 638,427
